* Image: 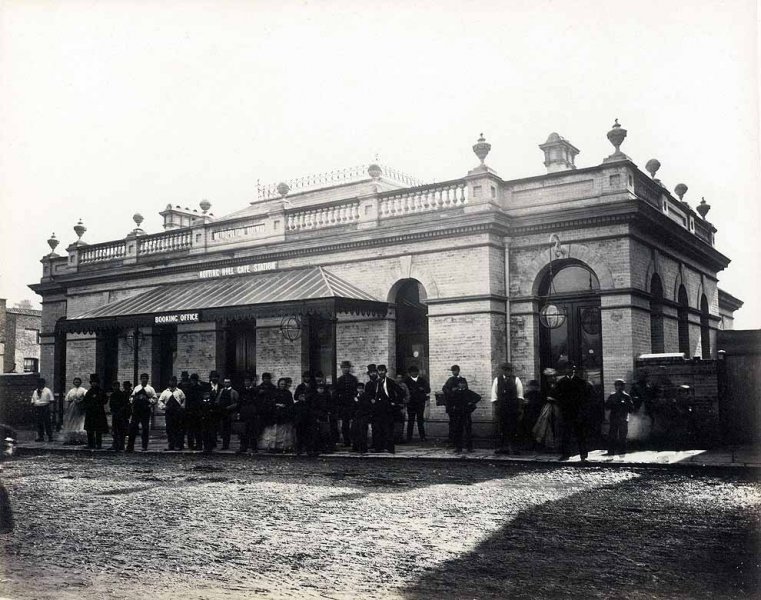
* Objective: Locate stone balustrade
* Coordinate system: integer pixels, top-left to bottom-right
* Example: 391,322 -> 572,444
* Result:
286,201 -> 361,232
79,240 -> 127,264
138,230 -> 192,256
378,180 -> 468,218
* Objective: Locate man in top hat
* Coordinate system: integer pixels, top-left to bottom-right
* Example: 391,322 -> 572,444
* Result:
442,365 -> 467,445
335,360 -> 358,447
490,362 -> 524,455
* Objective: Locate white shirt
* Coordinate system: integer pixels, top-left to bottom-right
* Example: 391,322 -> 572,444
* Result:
158,388 -> 186,411
31,387 -> 54,406
490,376 -> 524,403
65,386 -> 86,404
130,384 -> 158,404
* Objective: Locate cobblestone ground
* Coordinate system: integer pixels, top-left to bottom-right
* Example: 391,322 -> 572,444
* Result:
0,453 -> 759,600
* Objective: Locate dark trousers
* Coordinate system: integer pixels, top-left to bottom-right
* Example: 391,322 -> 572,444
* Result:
451,411 -> 473,451
185,414 -> 202,450
352,416 -> 369,452
219,417 -> 232,449
239,418 -> 260,452
34,405 -> 52,441
406,404 -> 426,441
86,430 -> 102,449
560,416 -> 588,459
111,418 -> 128,451
499,412 -> 520,451
127,413 -> 151,451
295,416 -> 315,454
166,412 -> 184,449
202,421 -> 217,453
608,419 -> 629,454
372,412 -> 395,453
340,409 -> 353,446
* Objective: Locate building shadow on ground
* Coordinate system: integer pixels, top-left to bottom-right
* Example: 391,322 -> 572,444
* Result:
401,471 -> 760,600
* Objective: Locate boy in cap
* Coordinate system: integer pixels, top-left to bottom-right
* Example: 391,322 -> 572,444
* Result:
351,381 -> 372,453
605,379 -> 634,455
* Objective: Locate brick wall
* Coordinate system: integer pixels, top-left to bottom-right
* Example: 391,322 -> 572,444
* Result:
256,317 -> 307,383
0,373 -> 41,426
634,358 -> 721,447
175,323 -> 218,380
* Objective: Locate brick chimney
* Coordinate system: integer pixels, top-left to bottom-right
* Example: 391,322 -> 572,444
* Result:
539,132 -> 579,173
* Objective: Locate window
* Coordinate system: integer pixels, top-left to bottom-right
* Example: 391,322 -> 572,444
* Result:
23,358 -> 39,373
650,274 -> 664,353
677,285 -> 690,355
700,294 -> 710,358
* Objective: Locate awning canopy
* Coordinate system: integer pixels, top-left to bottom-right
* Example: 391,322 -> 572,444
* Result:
59,266 -> 387,333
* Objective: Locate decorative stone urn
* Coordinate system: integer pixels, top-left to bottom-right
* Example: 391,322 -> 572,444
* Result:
472,133 -> 491,165
47,233 -> 59,256
277,182 -> 291,198
697,197 -> 711,219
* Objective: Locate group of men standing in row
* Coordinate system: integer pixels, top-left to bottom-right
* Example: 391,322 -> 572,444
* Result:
34,357 -> 634,458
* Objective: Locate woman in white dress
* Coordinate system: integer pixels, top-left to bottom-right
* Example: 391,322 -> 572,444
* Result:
61,377 -> 87,444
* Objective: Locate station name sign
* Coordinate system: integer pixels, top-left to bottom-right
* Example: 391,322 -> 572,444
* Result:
198,261 -> 277,279
155,313 -> 199,325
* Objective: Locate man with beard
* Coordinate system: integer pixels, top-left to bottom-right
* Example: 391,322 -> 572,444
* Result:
366,364 -> 401,454
490,362 -> 524,455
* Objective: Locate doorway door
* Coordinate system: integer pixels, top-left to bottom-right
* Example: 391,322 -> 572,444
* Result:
225,320 -> 256,388
395,279 -> 429,377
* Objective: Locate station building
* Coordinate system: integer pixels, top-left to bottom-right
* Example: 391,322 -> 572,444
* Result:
30,122 -> 742,437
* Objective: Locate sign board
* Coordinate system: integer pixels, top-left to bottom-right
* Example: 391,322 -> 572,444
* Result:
154,313 -> 200,325
198,261 -> 277,279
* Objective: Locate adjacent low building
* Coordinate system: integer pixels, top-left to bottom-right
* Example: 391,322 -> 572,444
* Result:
0,299 -> 41,374
29,122 -> 742,438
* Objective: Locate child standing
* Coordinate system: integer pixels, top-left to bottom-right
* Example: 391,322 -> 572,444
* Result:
605,378 -> 634,455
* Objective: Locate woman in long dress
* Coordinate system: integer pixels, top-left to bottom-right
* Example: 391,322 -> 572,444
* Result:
272,378 -> 295,451
532,369 -> 562,451
61,377 -> 87,445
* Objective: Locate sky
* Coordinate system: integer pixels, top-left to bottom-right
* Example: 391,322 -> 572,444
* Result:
0,0 -> 759,328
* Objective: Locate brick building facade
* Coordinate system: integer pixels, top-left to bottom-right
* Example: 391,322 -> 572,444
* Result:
29,123 -> 742,438
0,299 -> 41,374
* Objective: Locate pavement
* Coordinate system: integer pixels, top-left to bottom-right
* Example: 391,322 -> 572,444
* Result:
10,428 -> 761,468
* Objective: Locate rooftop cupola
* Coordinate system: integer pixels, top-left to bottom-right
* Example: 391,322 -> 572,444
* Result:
539,132 -> 579,173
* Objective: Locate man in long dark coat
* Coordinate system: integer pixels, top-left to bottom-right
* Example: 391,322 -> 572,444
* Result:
556,363 -> 593,461
334,361 -> 358,447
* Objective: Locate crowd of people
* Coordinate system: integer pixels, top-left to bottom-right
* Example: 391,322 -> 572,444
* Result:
30,359 -> 636,458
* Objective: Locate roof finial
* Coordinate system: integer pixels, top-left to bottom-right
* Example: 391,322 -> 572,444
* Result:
472,133 -> 491,165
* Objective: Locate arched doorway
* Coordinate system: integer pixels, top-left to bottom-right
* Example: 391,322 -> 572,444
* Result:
394,279 -> 429,376
538,261 -> 602,373
538,260 -> 603,435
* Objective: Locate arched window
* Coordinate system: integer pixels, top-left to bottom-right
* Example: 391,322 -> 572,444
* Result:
539,264 -> 600,296
700,294 -> 710,358
650,274 -> 664,353
677,285 -> 690,355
